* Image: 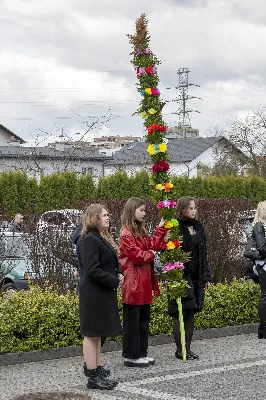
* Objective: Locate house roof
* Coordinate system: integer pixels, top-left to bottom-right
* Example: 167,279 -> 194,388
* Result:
0,124 -> 26,144
0,146 -> 110,161
107,136 -> 224,165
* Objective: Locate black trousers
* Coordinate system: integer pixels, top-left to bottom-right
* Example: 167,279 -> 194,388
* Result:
257,264 -> 266,328
173,308 -> 195,354
122,304 -> 150,359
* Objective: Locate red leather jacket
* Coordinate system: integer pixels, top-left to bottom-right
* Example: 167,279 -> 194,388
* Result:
119,226 -> 166,305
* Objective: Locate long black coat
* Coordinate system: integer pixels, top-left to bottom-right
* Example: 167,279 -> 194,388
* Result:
168,220 -> 212,317
79,231 -> 122,337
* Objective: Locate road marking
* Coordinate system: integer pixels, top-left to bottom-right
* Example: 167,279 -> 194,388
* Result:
118,359 -> 266,387
116,386 -> 196,400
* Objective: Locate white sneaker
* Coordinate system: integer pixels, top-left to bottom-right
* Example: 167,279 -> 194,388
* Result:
141,356 -> 155,365
124,358 -> 149,368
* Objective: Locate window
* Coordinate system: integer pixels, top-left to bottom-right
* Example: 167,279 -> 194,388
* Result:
81,167 -> 92,175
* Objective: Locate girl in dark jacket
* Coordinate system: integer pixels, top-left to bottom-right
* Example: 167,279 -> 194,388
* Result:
168,196 -> 212,360
79,204 -> 123,390
251,201 -> 266,339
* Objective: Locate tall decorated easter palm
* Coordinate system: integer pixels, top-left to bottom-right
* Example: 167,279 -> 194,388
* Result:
127,14 -> 190,362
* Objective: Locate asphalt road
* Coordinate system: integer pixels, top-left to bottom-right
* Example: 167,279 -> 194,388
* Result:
1,333 -> 266,400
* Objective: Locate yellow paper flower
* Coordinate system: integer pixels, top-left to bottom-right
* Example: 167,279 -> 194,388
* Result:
155,183 -> 164,191
148,108 -> 156,114
164,221 -> 173,229
147,144 -> 156,155
141,112 -> 147,118
166,241 -> 176,250
145,88 -> 152,95
158,143 -> 167,152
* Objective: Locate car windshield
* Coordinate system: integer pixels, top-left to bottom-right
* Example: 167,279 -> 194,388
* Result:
0,258 -> 32,277
0,233 -> 30,258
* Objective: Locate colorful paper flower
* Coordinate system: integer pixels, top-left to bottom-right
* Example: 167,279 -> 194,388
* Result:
145,66 -> 154,74
173,240 -> 181,248
162,262 -> 184,273
145,88 -> 152,95
164,182 -> 173,192
158,143 -> 167,152
147,144 -> 157,155
175,261 -> 184,270
170,219 -> 178,227
145,47 -> 150,54
135,48 -> 141,56
148,108 -> 157,114
165,221 -> 174,229
166,241 -> 176,250
147,123 -> 166,135
161,242 -> 168,250
151,87 -> 160,96
155,183 -> 164,191
152,161 -> 170,173
157,200 -> 177,209
141,112 -> 147,119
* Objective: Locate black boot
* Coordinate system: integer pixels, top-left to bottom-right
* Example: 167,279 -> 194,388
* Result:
175,350 -> 194,360
83,362 -> 110,377
86,368 -> 115,390
188,350 -> 199,359
258,324 -> 266,339
97,366 -> 118,387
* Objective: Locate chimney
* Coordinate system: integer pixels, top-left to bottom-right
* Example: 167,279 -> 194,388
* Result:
7,136 -> 21,147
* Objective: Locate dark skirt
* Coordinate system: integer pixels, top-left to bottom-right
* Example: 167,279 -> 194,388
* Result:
168,276 -> 205,317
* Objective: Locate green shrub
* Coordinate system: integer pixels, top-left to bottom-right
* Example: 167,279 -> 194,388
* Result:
0,285 -> 81,354
194,278 -> 260,329
2,171 -> 266,217
0,279 -> 260,354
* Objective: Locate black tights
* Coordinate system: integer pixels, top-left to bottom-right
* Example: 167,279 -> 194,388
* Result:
257,264 -> 266,328
172,309 -> 195,353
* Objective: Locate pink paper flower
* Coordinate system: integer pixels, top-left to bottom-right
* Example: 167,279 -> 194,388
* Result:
162,262 -> 184,273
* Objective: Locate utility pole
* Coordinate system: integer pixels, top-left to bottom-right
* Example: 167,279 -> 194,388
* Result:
171,68 -> 201,138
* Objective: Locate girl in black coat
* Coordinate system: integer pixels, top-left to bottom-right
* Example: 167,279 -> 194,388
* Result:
79,204 -> 123,391
168,197 -> 212,360
251,201 -> 266,339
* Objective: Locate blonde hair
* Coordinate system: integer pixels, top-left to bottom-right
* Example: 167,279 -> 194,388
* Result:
121,197 -> 149,238
253,201 -> 266,225
81,203 -> 118,250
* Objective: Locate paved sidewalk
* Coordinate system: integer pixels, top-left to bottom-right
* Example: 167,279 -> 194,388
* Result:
1,333 -> 266,399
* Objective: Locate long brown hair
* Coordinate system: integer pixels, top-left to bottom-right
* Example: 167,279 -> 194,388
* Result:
176,196 -> 197,219
81,203 -> 118,250
121,197 -> 149,238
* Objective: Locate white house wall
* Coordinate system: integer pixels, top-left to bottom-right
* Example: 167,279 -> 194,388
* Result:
0,156 -> 104,182
105,145 -> 217,178
0,128 -> 11,146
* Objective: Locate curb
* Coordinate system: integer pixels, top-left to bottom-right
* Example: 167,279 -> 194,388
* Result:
0,323 -> 258,367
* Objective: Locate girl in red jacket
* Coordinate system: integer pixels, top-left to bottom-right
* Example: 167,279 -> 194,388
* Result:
119,197 -> 167,367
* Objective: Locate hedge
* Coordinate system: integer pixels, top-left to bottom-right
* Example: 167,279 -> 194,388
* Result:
0,279 -> 260,354
0,170 -> 265,217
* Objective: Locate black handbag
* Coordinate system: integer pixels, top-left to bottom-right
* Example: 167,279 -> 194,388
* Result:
243,233 -> 260,261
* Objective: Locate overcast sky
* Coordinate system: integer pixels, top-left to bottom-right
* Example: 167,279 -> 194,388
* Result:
1,0 -> 266,146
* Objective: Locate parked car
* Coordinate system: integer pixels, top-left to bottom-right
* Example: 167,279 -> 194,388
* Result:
0,220 -> 8,232
35,209 -> 83,265
0,232 -> 80,294
36,209 -> 83,236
